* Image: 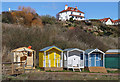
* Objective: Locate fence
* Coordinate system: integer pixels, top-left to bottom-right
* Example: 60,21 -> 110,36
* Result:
2,62 -> 25,75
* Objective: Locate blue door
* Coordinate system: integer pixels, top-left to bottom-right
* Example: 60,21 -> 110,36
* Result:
96,54 -> 101,67
90,54 -> 95,67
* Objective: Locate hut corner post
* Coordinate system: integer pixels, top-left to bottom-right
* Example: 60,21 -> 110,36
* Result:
83,51 -> 85,71
88,54 -> 90,67
61,52 -> 63,67
67,51 -> 69,70
11,62 -> 14,74
34,51 -> 36,67
44,52 -> 46,67
103,53 -> 105,67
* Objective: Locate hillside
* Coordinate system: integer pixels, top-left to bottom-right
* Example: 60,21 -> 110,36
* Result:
1,6 -> 119,64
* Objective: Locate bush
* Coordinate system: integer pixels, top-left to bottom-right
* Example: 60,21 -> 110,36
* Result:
40,15 -> 56,25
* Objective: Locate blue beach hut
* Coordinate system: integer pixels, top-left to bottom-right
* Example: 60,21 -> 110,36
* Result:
85,49 -> 105,67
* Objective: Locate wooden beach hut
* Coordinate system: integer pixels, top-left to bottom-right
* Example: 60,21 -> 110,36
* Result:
11,47 -> 36,69
85,49 -> 107,73
105,49 -> 120,69
39,45 -> 63,71
63,48 -> 85,71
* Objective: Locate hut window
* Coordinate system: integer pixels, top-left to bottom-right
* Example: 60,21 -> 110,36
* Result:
20,56 -> 27,61
16,55 -> 18,62
28,52 -> 32,56
80,54 -> 83,60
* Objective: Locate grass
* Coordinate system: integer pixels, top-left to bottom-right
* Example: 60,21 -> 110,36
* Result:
107,70 -> 120,73
2,71 -> 118,80
46,69 -> 73,72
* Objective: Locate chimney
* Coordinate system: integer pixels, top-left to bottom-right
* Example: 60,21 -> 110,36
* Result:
75,6 -> 78,9
9,8 -> 10,12
65,4 -> 68,10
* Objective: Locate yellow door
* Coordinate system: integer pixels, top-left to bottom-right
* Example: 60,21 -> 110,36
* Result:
49,51 -> 55,67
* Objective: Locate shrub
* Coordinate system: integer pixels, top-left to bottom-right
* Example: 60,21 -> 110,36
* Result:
40,15 -> 56,25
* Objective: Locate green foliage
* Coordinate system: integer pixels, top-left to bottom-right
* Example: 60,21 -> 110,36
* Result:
2,12 -> 13,23
40,15 -> 56,25
107,70 -> 120,73
69,17 -> 74,23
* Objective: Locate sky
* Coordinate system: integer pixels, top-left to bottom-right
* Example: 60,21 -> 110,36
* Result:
2,2 -> 118,20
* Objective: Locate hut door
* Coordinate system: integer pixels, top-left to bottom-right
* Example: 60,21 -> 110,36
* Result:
72,56 -> 79,67
20,56 -> 27,66
90,54 -> 95,67
96,54 -> 101,67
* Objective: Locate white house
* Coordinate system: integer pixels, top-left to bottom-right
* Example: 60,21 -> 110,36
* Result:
57,5 -> 85,21
113,19 -> 120,25
99,18 -> 114,25
63,48 -> 85,71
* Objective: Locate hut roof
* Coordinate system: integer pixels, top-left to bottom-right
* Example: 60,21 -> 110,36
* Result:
85,48 -> 105,54
106,49 -> 120,53
64,48 -> 84,52
12,47 -> 35,52
39,45 -> 63,52
105,49 -> 120,55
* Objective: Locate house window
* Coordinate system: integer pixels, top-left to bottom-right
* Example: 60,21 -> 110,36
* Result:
71,12 -> 73,14
80,13 -> 81,15
72,16 -> 74,18
80,17 -> 82,19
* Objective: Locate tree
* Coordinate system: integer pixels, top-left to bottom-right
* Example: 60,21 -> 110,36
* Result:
69,17 -> 74,23
18,6 -> 36,14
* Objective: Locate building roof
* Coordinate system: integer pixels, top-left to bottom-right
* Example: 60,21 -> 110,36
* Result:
85,48 -> 105,54
70,14 -> 85,18
113,19 -> 120,23
12,47 -> 35,52
64,48 -> 84,52
59,6 -> 84,14
39,45 -> 63,52
99,18 -> 114,23
106,49 -> 120,53
85,49 -> 95,54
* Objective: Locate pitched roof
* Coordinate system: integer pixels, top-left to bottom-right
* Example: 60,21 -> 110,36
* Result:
85,48 -> 104,54
85,49 -> 95,54
99,18 -> 114,23
39,45 -> 63,51
106,49 -> 120,53
12,47 -> 35,52
113,20 -> 119,23
59,7 -> 84,14
64,48 -> 84,52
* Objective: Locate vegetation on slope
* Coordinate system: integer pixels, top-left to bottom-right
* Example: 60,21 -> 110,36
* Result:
1,6 -> 119,64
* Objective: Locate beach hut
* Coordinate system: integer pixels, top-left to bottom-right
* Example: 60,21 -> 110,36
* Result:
105,49 -> 120,69
11,47 -> 36,69
85,49 -> 105,67
39,46 -> 63,71
84,49 -> 107,73
63,48 -> 84,71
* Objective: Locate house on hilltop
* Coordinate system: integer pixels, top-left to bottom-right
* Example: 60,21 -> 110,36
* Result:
56,5 -> 85,21
113,19 -> 120,25
99,18 -> 114,25
99,18 -> 119,25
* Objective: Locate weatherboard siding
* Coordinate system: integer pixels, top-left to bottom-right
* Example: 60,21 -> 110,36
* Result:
39,47 -> 62,68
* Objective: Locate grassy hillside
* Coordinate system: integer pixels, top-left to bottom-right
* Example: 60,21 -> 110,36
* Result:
1,6 -> 119,64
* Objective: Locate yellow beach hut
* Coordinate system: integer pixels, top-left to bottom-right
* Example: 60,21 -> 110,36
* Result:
39,46 -> 63,71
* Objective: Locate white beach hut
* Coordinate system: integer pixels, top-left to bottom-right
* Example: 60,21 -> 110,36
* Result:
63,48 -> 85,71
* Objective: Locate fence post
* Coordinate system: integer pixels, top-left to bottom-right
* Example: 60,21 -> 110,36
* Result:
12,62 -> 14,74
